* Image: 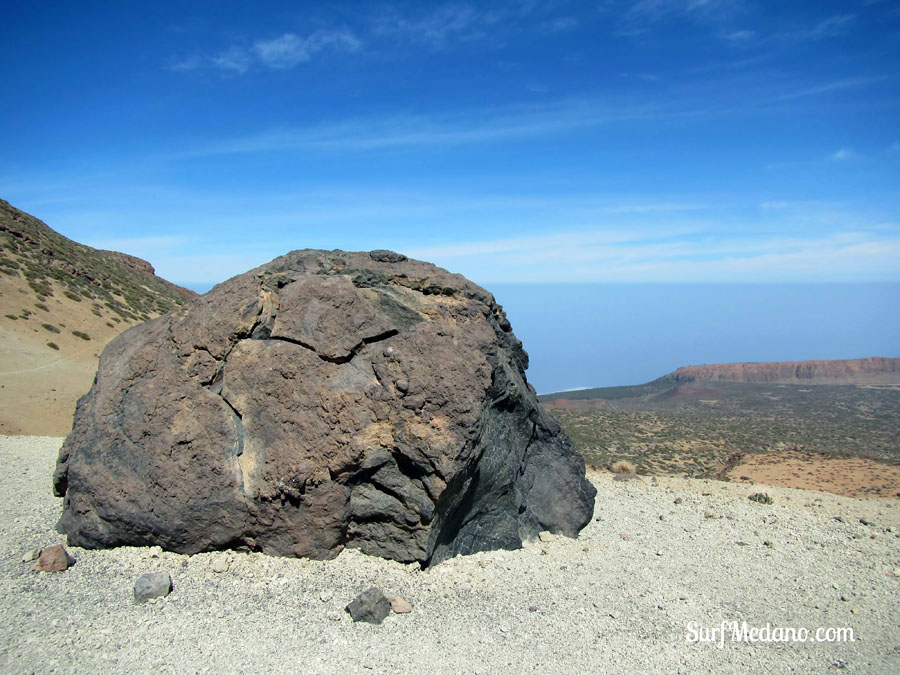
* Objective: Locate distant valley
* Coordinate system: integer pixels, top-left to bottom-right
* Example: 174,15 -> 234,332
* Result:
541,357 -> 900,499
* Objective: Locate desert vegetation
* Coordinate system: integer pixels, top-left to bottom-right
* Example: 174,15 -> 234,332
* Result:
0,200 -> 193,327
545,381 -> 900,480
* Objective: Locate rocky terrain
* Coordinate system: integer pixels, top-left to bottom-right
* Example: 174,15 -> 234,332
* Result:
3,435 -> 900,674
54,249 -> 595,565
0,200 -> 196,435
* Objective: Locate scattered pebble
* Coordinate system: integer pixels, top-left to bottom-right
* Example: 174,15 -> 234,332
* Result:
346,587 -> 391,625
21,548 -> 41,563
387,595 -> 412,614
133,572 -> 172,604
31,545 -> 74,573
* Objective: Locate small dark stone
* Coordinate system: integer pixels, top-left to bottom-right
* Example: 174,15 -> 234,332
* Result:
369,250 -> 407,263
345,587 -> 391,624
673,497 -> 682,504
134,572 -> 172,603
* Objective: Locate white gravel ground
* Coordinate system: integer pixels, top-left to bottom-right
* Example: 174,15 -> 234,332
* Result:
1,435 -> 899,674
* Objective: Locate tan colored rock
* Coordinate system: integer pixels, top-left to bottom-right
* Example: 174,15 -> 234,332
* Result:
387,595 -> 413,614
31,545 -> 74,572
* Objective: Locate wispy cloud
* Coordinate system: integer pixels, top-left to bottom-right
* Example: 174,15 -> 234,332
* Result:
406,229 -> 900,282
793,14 -> 856,41
723,29 -> 755,43
371,3 -> 534,48
208,46 -> 253,74
253,30 -> 361,69
831,147 -> 860,161
169,28 -> 361,74
547,17 -> 578,32
168,99 -> 684,157
618,0 -> 745,36
766,76 -> 889,103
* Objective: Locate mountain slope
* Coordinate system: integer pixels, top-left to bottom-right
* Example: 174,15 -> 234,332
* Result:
0,199 -> 196,434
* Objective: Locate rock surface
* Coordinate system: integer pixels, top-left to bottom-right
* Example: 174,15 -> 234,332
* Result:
345,587 -> 391,624
387,595 -> 413,614
133,572 -> 172,603
53,249 -> 595,566
30,545 -> 74,573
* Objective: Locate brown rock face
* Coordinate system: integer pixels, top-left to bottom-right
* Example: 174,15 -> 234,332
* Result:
53,250 -> 595,566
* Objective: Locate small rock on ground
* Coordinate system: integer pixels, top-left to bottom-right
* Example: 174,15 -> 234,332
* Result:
134,572 -> 172,604
346,587 -> 391,624
31,545 -> 74,573
387,595 -> 412,614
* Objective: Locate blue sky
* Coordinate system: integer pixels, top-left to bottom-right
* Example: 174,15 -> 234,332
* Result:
1,0 -> 899,288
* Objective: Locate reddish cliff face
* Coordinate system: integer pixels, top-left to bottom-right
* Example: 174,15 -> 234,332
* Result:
662,357 -> 900,385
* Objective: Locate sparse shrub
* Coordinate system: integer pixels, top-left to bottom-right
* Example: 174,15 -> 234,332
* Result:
34,302 -> 49,312
4,314 -> 17,320
63,289 -> 82,302
71,330 -> 91,341
19,308 -> 31,319
28,279 -> 53,297
748,492 -> 773,505
611,459 -> 637,474
106,321 -> 114,328
46,341 -> 59,350
42,323 -> 60,333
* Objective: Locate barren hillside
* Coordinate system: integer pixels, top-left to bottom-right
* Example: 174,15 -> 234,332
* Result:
0,200 -> 196,435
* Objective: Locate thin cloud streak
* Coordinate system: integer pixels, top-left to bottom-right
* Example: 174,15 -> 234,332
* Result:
170,28 -> 362,74
408,229 -> 900,283
166,70 -> 895,159
766,76 -> 890,103
253,30 -> 361,69
831,147 -> 860,161
792,14 -> 856,41
167,100 -> 705,158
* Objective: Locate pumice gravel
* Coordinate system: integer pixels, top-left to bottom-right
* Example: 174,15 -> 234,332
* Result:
2,436 -> 899,674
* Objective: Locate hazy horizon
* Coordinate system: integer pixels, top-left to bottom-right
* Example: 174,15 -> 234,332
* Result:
497,282 -> 900,394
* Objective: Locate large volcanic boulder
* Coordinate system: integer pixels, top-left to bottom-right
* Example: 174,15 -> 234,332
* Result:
53,250 -> 595,566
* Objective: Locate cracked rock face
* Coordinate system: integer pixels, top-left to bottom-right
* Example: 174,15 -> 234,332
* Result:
53,249 -> 596,566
